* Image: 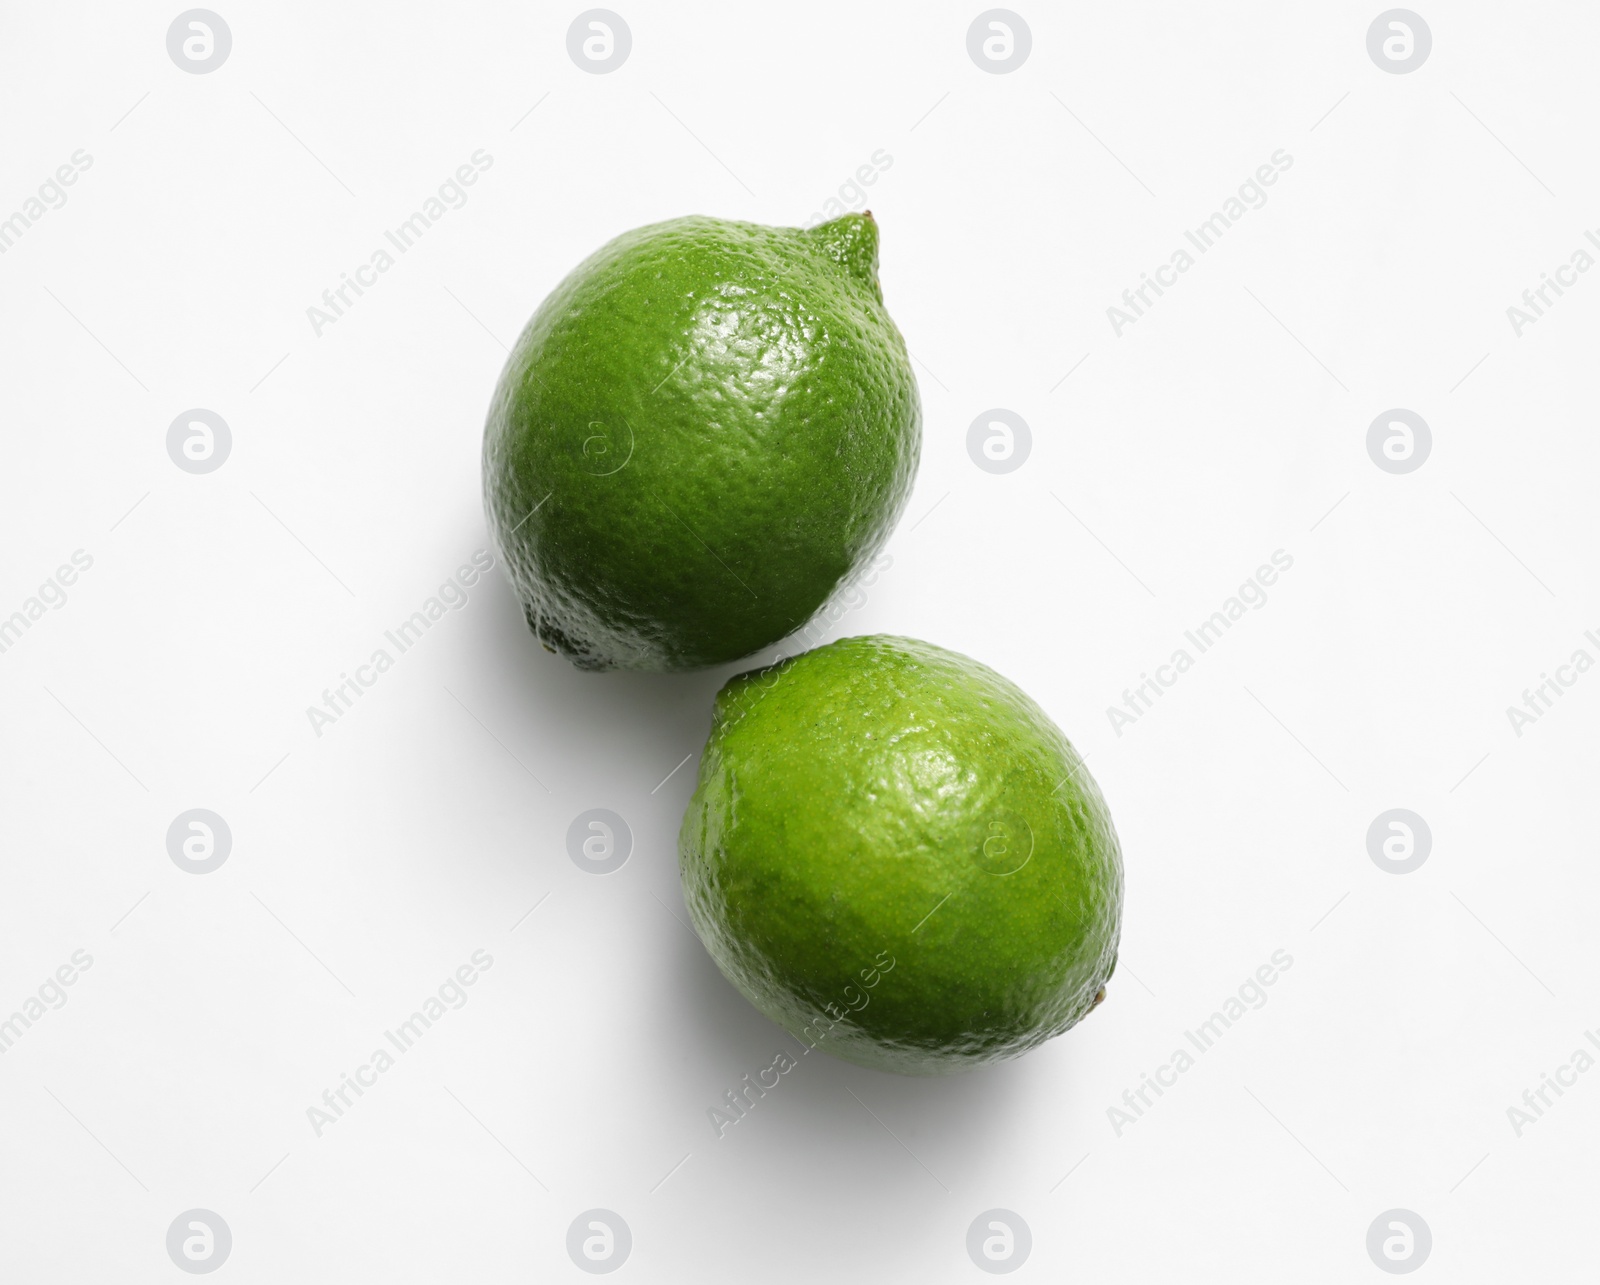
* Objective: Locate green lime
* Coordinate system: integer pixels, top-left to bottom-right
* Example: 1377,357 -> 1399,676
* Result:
679,635 -> 1123,1076
482,213 -> 920,671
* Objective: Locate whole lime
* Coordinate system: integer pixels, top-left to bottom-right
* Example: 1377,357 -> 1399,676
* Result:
679,635 -> 1123,1076
482,213 -> 920,671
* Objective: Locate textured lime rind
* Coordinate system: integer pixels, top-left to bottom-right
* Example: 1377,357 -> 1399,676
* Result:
483,214 -> 921,671
679,635 -> 1124,1076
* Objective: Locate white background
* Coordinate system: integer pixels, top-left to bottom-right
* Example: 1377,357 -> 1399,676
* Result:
1,1 -> 1596,1279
